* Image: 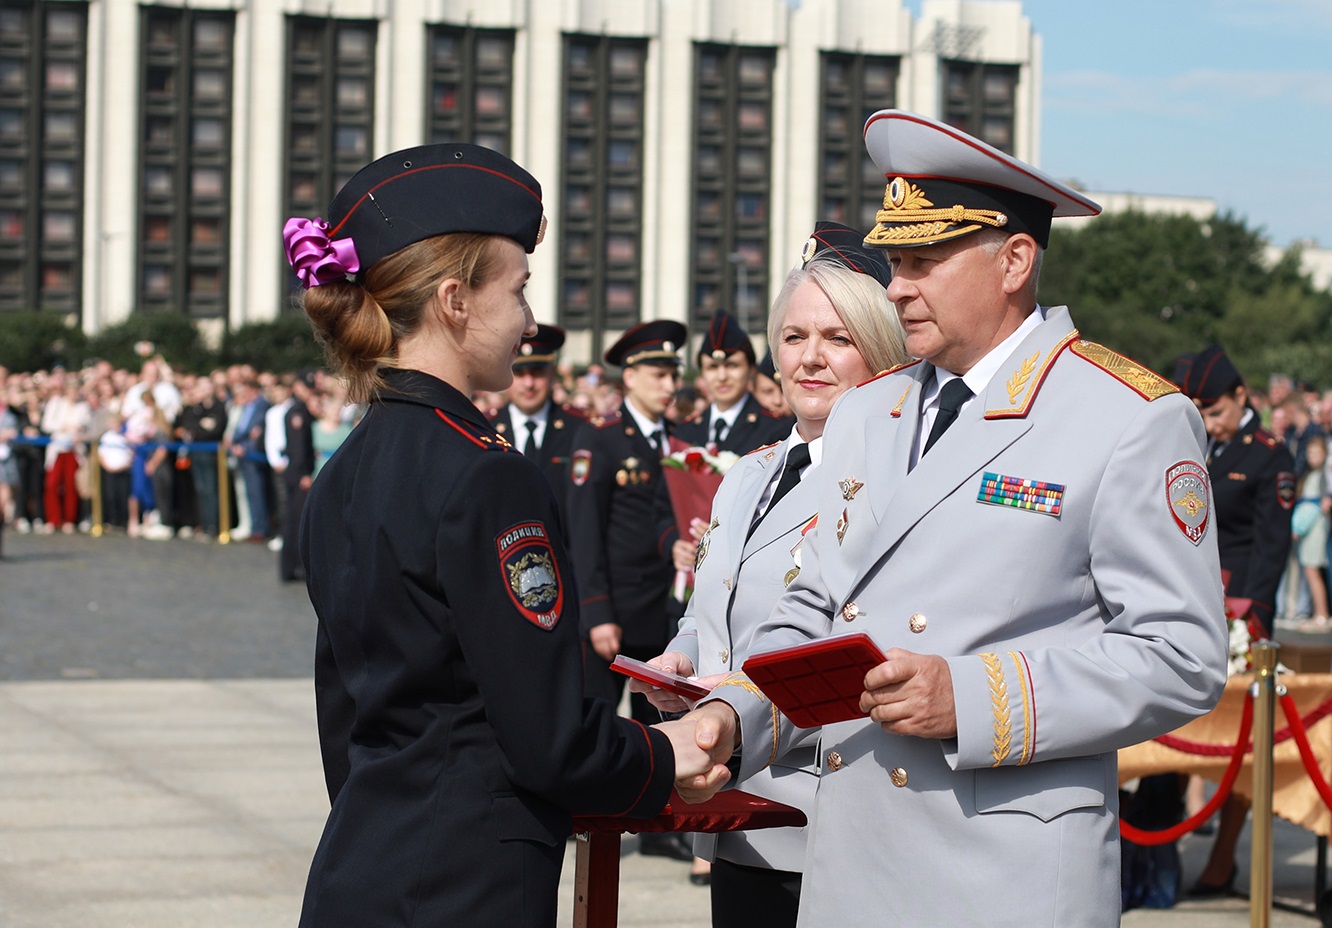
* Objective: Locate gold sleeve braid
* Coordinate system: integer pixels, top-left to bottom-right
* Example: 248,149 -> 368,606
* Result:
1008,651 -> 1034,766
980,652 -> 1013,767
712,672 -> 780,769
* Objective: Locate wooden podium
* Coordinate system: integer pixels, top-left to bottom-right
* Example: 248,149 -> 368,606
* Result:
570,789 -> 807,928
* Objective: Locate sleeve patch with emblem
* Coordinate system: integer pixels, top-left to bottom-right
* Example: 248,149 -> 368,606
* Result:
496,522 -> 563,630
1166,460 -> 1210,545
1277,471 -> 1296,510
570,449 -> 592,486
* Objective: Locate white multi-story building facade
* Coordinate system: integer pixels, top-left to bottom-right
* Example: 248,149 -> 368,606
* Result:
3,0 -> 1041,363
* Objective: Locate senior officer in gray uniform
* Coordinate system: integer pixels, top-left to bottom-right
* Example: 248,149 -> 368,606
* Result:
636,222 -> 906,927
679,110 -> 1229,927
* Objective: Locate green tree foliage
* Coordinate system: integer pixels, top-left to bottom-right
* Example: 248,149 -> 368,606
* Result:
0,312 -> 87,373
85,312 -> 214,373
219,315 -> 323,374
1039,211 -> 1332,387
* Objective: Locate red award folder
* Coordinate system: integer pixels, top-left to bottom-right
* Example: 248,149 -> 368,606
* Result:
611,654 -> 712,701
741,633 -> 888,728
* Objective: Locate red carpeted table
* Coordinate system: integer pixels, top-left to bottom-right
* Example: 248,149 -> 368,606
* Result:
570,789 -> 807,928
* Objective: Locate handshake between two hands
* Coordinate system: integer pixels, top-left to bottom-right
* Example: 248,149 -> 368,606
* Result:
630,652 -> 736,803
633,647 -> 961,803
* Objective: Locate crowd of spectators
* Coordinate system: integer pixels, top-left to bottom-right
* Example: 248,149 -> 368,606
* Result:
0,352 -> 741,554
1251,374 -> 1332,629
0,355 -> 361,548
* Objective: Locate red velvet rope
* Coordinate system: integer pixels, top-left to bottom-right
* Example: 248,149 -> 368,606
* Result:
1279,692 -> 1332,813
1154,694 -> 1332,756
1120,692 -> 1253,846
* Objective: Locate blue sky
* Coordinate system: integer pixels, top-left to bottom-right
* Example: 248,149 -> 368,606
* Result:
910,0 -> 1332,248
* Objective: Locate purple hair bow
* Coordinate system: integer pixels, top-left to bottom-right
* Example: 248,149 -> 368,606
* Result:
283,217 -> 361,288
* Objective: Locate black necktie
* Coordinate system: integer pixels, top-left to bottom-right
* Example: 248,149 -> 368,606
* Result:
768,443 -> 811,512
923,379 -> 972,456
522,420 -> 538,460
649,429 -> 663,456
712,418 -> 727,447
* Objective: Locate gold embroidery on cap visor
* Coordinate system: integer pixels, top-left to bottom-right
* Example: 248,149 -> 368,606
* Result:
864,176 -> 1010,247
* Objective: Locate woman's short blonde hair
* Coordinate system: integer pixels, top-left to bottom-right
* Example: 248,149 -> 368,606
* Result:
766,254 -> 909,375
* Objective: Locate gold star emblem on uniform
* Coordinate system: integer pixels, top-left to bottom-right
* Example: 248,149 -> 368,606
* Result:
552,419 -> 563,429
746,413 -> 757,423
496,423 -> 507,433
839,477 -> 864,500
695,516 -> 719,572
764,450 -> 777,461
836,508 -> 849,544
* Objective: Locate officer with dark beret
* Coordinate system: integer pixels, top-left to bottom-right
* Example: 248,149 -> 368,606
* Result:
565,319 -> 696,861
488,323 -> 585,531
285,144 -> 716,927
1172,345 -> 1295,897
752,348 -> 789,418
675,309 -> 791,454
1173,346 -> 1294,634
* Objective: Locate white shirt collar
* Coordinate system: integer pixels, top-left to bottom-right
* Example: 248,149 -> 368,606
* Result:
623,397 -> 664,442
924,305 -> 1047,406
509,403 -> 549,432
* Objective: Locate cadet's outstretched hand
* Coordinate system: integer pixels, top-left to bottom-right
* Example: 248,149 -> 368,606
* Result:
859,649 -> 957,739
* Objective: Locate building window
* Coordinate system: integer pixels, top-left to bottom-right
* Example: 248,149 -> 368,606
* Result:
137,8 -> 234,318
0,2 -> 87,316
283,16 -> 376,307
942,61 -> 1018,154
818,52 -> 899,233
689,43 -> 774,337
557,34 -> 646,352
426,25 -> 514,154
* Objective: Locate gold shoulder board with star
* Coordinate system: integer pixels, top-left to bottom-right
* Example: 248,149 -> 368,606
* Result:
1070,340 -> 1178,401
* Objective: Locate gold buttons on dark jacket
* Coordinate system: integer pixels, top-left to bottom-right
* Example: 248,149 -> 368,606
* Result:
826,751 -> 843,772
908,612 -> 927,633
890,767 -> 908,787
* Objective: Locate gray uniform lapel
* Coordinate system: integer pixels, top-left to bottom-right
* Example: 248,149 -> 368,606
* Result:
745,464 -> 815,556
714,446 -> 780,573
849,310 -> 1077,595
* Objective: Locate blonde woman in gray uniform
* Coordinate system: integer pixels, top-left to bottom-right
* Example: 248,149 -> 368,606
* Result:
632,222 -> 907,927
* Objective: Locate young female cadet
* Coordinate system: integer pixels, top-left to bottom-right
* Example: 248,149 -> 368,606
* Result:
284,143 -> 717,928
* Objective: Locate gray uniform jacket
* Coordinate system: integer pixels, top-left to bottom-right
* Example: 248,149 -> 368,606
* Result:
706,307 -> 1228,927
666,435 -> 819,872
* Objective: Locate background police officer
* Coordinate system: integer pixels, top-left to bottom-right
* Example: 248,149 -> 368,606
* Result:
489,323 -> 584,530
675,308 -> 790,454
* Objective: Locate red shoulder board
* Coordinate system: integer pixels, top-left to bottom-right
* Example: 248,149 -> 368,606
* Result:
1253,428 -> 1279,449
435,409 -> 514,452
560,403 -> 591,421
591,412 -> 622,431
747,441 -> 782,457
857,358 -> 922,388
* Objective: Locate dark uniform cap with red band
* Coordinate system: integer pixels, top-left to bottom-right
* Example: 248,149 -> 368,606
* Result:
1171,346 -> 1245,407
698,308 -> 756,365
861,109 -> 1101,250
605,320 -> 688,369
514,323 -> 565,371
326,143 -> 546,274
800,221 -> 893,289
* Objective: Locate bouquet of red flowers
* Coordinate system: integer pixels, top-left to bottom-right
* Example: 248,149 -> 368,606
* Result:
661,441 -> 740,599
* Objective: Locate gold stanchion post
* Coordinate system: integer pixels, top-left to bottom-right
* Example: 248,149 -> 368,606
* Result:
217,443 -> 231,544
89,438 -> 103,537
1250,640 -> 1280,928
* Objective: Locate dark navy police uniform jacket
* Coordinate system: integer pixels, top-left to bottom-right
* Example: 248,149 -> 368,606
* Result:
298,368 -> 674,928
